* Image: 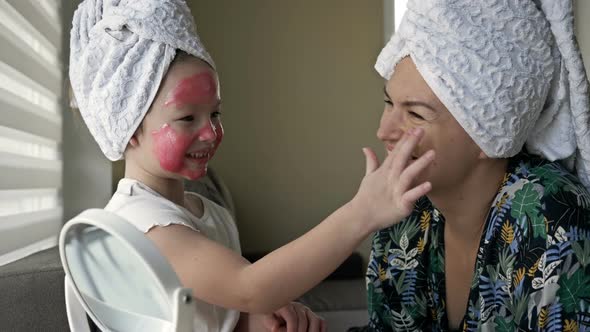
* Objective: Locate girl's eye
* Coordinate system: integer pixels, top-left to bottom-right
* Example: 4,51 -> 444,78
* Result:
180,115 -> 194,122
409,111 -> 425,120
211,111 -> 222,119
384,100 -> 393,106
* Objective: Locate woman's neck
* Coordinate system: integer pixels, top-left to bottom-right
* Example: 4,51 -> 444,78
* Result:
123,159 -> 186,207
428,158 -> 508,243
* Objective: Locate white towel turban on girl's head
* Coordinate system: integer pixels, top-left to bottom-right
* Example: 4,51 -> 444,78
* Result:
376,0 -> 590,190
69,0 -> 215,161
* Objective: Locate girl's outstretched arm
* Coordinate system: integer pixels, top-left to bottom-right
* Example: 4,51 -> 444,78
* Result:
147,129 -> 434,313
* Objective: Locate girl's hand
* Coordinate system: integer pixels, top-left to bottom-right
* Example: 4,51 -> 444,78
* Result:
352,128 -> 435,232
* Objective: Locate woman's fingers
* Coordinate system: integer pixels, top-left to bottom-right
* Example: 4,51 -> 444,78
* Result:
304,307 -> 325,332
306,312 -> 320,332
275,305 -> 297,332
295,305 -> 308,332
397,149 -> 435,190
363,147 -> 380,176
261,314 -> 281,331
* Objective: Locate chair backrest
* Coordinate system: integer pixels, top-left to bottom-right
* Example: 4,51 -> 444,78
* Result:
60,209 -> 195,332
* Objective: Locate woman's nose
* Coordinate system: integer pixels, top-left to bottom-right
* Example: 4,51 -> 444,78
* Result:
376,108 -> 405,142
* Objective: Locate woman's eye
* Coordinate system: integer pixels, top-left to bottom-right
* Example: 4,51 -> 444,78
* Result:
384,100 -> 393,106
180,115 -> 194,122
211,111 -> 222,119
409,111 -> 425,120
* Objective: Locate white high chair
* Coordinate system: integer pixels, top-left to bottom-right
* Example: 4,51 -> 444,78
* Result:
59,209 -> 195,332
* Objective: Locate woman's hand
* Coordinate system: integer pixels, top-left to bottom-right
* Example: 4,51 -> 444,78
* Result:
235,302 -> 326,332
270,302 -> 326,332
234,312 -> 275,332
352,128 -> 435,232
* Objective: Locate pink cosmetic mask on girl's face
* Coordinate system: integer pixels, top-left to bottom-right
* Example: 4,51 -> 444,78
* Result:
151,120 -> 224,180
164,72 -> 219,108
151,71 -> 224,180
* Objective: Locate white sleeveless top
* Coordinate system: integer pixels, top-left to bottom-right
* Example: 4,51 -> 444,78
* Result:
66,178 -> 241,332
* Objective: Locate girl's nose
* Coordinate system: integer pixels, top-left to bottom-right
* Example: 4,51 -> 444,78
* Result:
197,120 -> 217,142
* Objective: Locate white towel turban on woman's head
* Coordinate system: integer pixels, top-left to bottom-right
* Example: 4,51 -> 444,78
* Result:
69,0 -> 215,161
376,0 -> 590,190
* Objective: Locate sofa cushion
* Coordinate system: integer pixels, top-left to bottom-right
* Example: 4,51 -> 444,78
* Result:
0,247 -> 69,331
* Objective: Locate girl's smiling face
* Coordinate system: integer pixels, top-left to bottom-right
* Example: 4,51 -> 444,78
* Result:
129,54 -> 223,181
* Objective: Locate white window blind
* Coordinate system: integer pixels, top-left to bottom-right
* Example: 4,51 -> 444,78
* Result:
0,0 -> 63,266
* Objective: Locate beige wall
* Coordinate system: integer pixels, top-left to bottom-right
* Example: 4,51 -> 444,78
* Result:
62,1 -> 114,221
576,0 -> 590,69
189,1 -> 385,257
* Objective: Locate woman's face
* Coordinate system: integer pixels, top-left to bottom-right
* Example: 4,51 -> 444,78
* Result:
132,54 -> 223,181
377,57 -> 482,193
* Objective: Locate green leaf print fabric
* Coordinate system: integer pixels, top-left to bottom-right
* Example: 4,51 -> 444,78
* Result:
366,153 -> 590,332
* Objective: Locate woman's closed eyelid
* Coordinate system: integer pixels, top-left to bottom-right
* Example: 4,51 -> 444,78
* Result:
408,110 -> 425,120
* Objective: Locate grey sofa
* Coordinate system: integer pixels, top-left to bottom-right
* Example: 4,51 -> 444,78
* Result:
0,168 -> 367,331
0,246 -> 69,331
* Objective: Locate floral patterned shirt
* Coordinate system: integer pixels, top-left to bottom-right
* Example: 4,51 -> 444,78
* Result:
365,153 -> 590,332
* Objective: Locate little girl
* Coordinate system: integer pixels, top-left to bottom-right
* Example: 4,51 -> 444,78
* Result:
68,0 -> 435,331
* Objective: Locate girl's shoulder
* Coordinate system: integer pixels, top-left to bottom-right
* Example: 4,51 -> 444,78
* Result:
106,179 -> 200,233
184,191 -> 233,222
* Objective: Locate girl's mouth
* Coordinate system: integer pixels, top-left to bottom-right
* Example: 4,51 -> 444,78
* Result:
185,151 -> 209,159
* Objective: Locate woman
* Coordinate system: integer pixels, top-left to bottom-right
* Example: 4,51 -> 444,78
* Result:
364,0 -> 590,331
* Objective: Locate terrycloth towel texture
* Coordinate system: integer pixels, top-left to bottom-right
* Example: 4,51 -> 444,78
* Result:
69,0 -> 215,161
376,0 -> 590,191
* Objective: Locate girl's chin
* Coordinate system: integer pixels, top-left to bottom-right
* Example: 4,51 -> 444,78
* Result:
179,168 -> 208,181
